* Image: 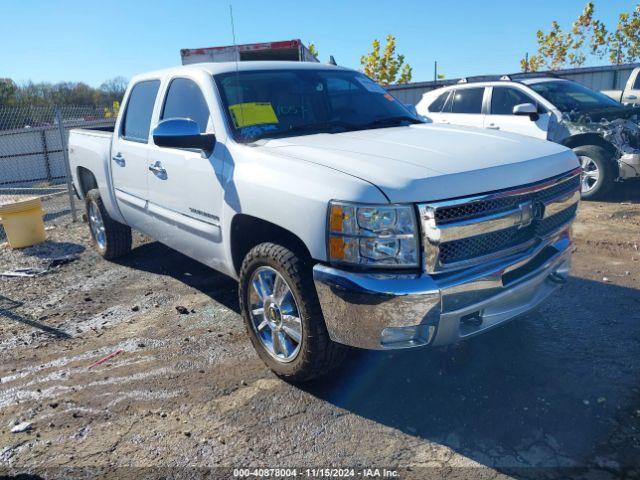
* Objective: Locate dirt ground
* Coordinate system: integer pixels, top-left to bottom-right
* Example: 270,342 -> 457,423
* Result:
1,182 -> 639,480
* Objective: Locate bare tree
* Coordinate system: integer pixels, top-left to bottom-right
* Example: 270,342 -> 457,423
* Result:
99,76 -> 128,103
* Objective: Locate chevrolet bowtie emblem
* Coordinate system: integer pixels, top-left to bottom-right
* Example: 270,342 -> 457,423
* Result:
517,200 -> 545,228
518,201 -> 534,228
533,200 -> 546,220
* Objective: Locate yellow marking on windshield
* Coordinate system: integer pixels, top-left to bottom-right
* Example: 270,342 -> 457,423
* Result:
229,102 -> 279,128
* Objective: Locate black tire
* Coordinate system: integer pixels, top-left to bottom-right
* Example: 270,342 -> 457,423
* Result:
85,189 -> 132,260
238,242 -> 346,382
573,145 -> 617,200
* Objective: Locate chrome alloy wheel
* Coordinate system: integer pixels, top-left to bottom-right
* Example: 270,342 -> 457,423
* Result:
579,155 -> 600,194
88,200 -> 106,250
248,266 -> 303,363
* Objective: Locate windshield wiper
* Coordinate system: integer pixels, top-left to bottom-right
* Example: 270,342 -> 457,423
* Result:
357,116 -> 424,130
247,116 -> 423,142
249,121 -> 357,142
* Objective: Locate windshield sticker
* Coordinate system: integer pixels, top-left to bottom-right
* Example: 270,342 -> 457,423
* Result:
356,76 -> 387,94
229,102 -> 279,128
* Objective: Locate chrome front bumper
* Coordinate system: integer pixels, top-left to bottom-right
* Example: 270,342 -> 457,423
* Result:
313,228 -> 572,350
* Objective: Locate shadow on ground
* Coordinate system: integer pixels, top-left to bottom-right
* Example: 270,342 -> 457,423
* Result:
0,295 -> 71,339
113,241 -> 239,313
303,276 -> 640,477
112,241 -> 640,477
17,241 -> 85,260
600,178 -> 640,204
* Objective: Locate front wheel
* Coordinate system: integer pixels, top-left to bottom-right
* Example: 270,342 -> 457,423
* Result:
238,243 -> 346,382
573,145 -> 617,200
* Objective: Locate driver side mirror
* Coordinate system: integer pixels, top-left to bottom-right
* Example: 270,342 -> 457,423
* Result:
153,118 -> 216,153
513,103 -> 539,121
404,103 -> 430,122
404,104 -> 419,117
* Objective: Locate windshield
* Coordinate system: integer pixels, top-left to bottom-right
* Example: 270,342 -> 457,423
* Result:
214,69 -> 422,143
528,80 -> 621,113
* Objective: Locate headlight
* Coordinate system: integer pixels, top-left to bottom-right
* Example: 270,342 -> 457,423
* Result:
327,201 -> 419,268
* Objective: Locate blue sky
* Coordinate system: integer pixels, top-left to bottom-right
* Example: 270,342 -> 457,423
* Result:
2,0 -> 634,87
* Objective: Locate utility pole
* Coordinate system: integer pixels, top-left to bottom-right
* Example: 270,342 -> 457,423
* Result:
434,61 -> 438,84
613,47 -> 622,89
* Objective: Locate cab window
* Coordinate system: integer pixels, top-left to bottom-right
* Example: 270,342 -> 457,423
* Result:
450,88 -> 484,114
121,80 -> 160,142
161,78 -> 210,133
491,87 -> 537,115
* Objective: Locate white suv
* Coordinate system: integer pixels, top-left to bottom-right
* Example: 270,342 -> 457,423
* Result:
416,77 -> 640,199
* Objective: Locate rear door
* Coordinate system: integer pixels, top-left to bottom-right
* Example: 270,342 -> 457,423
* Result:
485,86 -> 550,139
111,79 -> 160,226
145,74 -> 227,269
442,87 -> 486,128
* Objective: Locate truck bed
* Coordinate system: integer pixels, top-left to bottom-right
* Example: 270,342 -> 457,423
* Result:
72,125 -> 115,135
68,127 -> 113,202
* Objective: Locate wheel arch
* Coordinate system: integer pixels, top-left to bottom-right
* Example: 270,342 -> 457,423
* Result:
230,214 -> 313,276
76,166 -> 98,199
561,134 -> 617,159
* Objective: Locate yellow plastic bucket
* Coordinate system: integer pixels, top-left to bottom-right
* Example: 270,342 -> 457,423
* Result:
0,196 -> 46,249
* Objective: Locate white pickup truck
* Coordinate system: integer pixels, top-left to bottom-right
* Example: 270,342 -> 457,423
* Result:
69,61 -> 580,381
602,66 -> 640,106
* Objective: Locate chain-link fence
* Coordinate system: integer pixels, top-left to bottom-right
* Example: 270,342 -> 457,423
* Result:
0,106 -> 116,242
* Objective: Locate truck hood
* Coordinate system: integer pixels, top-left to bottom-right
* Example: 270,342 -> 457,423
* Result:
258,124 -> 578,202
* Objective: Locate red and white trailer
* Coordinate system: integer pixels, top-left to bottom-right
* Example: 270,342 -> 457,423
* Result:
181,39 -> 318,65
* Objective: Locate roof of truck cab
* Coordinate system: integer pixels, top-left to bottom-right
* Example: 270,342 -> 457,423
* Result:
130,61 -> 348,81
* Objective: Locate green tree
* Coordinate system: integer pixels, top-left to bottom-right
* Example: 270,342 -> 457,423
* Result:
360,35 -> 412,85
104,100 -> 120,119
0,78 -> 17,106
308,43 -> 319,59
609,5 -> 640,64
2,77 -> 128,109
520,54 -> 544,73
522,2 -> 640,71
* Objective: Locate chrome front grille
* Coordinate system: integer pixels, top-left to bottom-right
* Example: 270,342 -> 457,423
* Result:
419,169 -> 581,273
438,223 -> 533,264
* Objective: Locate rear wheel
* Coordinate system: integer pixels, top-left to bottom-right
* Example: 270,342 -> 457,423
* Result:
573,145 -> 617,200
85,189 -> 132,259
238,242 -> 346,382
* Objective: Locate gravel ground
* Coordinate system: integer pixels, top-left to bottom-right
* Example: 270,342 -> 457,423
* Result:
0,183 -> 639,480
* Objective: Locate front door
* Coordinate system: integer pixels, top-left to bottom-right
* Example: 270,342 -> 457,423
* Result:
484,86 -> 549,139
146,76 -> 227,270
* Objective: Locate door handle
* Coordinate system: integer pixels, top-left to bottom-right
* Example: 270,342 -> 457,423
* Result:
112,153 -> 126,166
486,124 -> 500,130
148,161 -> 166,176
626,95 -> 637,100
